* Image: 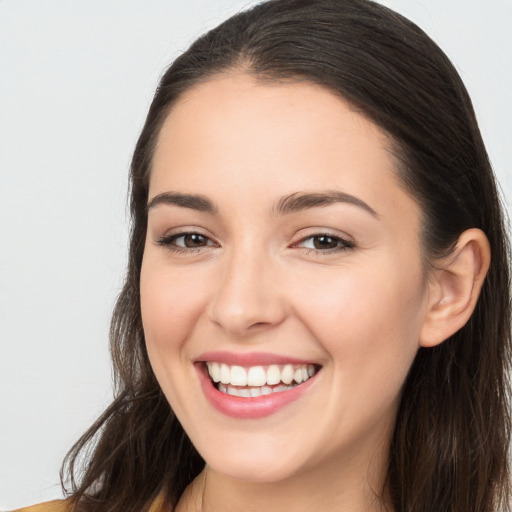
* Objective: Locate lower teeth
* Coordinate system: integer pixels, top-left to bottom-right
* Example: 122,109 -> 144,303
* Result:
217,383 -> 296,397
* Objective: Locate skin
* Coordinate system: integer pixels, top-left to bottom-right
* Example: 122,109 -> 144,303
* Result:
140,74 -> 489,512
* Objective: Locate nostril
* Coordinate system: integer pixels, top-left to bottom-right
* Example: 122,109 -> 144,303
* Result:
248,321 -> 272,330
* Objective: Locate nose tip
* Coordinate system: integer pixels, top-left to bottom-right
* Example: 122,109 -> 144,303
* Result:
209,259 -> 286,338
211,309 -> 275,338
211,300 -> 280,337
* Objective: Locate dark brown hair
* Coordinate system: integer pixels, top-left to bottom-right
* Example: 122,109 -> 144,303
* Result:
61,1 -> 511,511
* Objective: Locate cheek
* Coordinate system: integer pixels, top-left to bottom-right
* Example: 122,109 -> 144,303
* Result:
140,259 -> 214,419
292,261 -> 425,392
140,260 -> 209,362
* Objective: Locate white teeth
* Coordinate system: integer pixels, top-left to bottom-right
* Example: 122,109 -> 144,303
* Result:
205,361 -> 318,393
220,363 -> 230,384
230,365 -> 247,386
266,364 -> 281,385
250,387 -> 262,397
261,386 -> 272,395
247,366 -> 267,386
220,383 -> 295,397
209,362 -> 220,382
281,364 -> 294,385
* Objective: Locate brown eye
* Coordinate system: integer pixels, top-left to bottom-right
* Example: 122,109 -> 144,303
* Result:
156,231 -> 217,252
295,234 -> 355,253
181,233 -> 209,247
312,235 -> 339,250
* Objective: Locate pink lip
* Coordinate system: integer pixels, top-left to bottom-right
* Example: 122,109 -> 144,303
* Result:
196,350 -> 314,366
196,359 -> 319,420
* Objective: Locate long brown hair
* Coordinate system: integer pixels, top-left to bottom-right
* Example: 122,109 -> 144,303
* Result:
61,1 -> 511,511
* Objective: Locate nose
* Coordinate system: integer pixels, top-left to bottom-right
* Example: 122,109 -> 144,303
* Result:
209,245 -> 287,338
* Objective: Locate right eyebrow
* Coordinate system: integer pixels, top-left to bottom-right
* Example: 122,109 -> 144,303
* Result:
146,192 -> 218,215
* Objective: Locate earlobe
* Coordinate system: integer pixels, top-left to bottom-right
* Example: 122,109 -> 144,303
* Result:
419,228 -> 490,348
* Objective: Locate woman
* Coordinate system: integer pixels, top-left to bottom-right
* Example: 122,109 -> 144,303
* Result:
15,0 -> 511,511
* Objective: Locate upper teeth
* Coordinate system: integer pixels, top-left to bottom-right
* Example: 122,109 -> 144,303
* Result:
206,362 -> 316,387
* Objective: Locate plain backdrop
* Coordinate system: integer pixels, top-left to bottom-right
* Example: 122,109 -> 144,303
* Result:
1,0 -> 510,509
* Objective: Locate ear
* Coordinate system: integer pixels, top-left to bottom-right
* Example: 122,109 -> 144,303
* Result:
419,228 -> 490,348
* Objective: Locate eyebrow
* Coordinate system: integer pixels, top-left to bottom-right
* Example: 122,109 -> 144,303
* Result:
146,189 -> 378,218
274,191 -> 379,218
147,192 -> 218,214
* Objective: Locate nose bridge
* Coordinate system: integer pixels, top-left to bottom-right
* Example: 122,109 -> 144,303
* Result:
209,237 -> 284,336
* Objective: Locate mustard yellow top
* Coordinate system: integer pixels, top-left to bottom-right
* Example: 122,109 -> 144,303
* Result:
11,495 -> 166,512
11,501 -> 69,512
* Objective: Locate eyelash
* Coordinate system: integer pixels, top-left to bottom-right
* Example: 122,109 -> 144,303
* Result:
156,231 -> 217,254
293,233 -> 355,254
156,231 -> 355,255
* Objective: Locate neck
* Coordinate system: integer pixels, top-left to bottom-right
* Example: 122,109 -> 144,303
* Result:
175,438 -> 393,512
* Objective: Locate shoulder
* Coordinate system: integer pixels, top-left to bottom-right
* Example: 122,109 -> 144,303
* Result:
8,494 -> 168,512
10,500 -> 72,512
8,495 -> 168,512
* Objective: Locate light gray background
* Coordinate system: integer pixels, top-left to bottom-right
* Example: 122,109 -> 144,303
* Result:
1,1 -> 510,509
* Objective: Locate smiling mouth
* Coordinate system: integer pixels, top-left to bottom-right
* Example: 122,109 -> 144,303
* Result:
205,362 -> 320,398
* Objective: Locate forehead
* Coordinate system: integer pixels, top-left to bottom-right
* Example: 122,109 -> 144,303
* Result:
154,74 -> 388,171
150,74 -> 419,226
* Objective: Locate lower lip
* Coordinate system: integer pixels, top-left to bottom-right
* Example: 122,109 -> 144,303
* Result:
197,364 -> 318,419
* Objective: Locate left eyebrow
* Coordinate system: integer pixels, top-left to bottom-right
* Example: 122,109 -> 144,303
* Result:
273,190 -> 379,218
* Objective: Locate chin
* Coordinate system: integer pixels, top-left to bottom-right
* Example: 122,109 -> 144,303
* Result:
208,458 -> 299,484
197,434 -> 316,484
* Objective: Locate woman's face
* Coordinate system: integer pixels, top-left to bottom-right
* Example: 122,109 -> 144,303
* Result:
141,75 -> 430,483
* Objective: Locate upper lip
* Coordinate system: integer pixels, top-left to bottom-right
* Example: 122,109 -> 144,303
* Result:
195,350 -> 318,367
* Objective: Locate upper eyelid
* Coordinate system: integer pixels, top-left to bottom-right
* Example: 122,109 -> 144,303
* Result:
155,228 -> 218,247
155,232 -> 219,254
295,233 -> 347,242
291,228 -> 354,244
157,226 -> 215,239
159,231 -> 216,242
293,234 -> 354,247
